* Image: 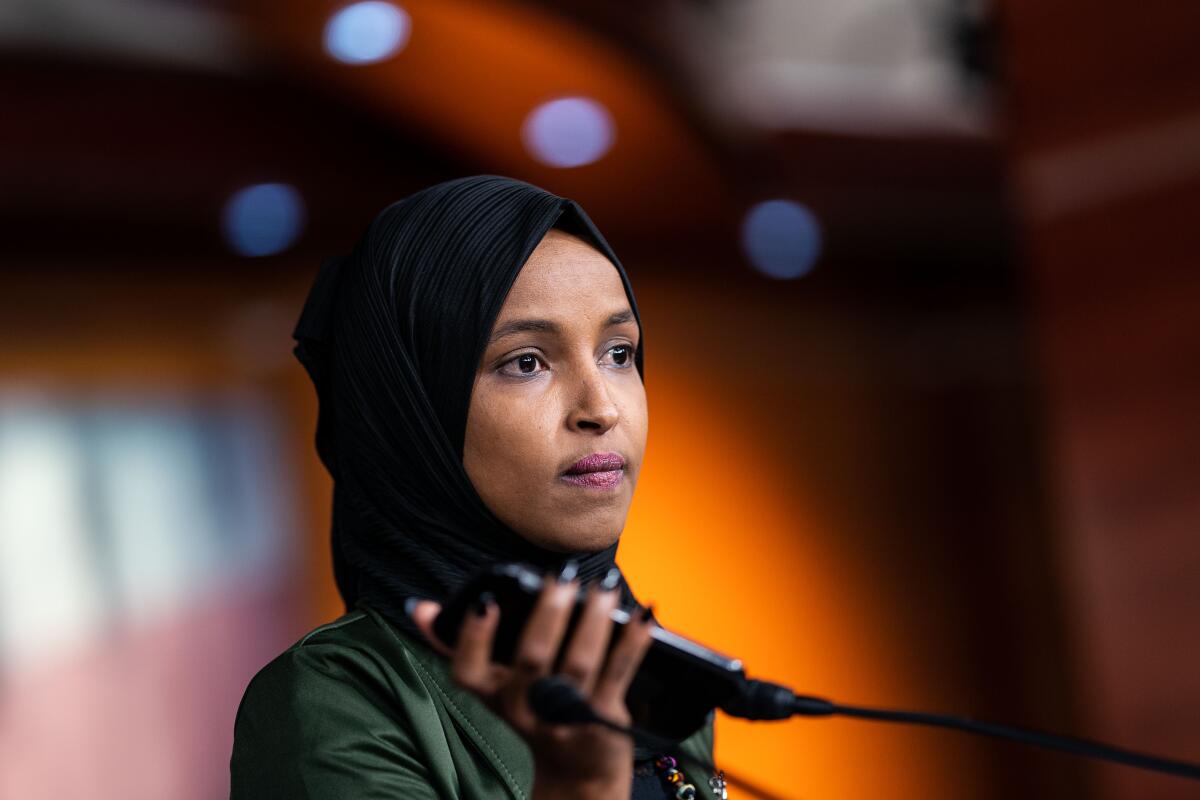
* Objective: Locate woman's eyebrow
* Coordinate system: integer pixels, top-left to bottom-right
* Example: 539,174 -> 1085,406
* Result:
488,309 -> 636,344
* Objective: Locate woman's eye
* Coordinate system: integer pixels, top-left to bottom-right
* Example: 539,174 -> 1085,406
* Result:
605,345 -> 635,367
500,353 -> 544,376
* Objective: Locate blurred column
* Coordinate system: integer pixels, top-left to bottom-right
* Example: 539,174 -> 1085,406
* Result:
1004,2 -> 1200,798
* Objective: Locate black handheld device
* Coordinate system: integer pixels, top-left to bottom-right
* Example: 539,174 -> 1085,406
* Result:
432,562 -> 745,743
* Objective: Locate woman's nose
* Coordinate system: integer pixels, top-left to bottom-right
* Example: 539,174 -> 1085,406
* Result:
567,369 -> 619,433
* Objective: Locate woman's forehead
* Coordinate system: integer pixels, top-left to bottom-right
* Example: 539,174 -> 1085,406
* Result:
499,234 -> 630,316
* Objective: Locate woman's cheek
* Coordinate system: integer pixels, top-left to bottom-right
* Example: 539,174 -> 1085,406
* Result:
490,386 -> 556,471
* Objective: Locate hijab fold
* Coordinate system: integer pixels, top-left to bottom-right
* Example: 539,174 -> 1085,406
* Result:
292,175 -> 645,637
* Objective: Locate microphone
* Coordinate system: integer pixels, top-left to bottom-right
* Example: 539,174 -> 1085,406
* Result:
529,675 -> 1200,782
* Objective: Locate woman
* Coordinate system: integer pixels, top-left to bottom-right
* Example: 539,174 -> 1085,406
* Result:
229,175 -> 719,799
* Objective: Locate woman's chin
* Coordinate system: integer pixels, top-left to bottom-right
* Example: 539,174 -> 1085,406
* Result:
519,519 -> 624,555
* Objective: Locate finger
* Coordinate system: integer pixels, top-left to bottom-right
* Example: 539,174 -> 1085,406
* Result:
408,600 -> 453,657
557,571 -> 621,696
592,604 -> 655,713
450,592 -> 504,693
500,567 -> 579,724
512,571 -> 576,679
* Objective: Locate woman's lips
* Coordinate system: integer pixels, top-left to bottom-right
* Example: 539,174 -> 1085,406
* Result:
561,451 -> 625,490
560,469 -> 623,489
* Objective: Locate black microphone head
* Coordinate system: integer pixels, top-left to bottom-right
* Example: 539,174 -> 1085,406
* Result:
720,678 -> 806,720
528,676 -> 597,725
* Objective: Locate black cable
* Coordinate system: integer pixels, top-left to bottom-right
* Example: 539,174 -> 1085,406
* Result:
730,678 -> 1200,781
528,677 -> 787,800
528,676 -> 691,752
531,675 -> 1200,784
825,698 -> 1200,780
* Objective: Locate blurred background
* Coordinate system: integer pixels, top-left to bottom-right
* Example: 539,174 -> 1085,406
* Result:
1,0 -> 1198,797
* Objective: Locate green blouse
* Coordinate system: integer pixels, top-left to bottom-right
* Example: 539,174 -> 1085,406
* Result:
229,600 -> 718,799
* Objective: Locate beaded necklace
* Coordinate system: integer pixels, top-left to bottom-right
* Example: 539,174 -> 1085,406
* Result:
651,754 -> 727,799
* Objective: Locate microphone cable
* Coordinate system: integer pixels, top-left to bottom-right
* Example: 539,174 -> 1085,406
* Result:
725,677 -> 1200,781
528,677 -> 786,800
528,675 -> 679,751
530,675 -> 1200,782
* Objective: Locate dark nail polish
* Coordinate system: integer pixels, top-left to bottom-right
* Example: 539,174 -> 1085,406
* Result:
599,567 -> 621,592
640,603 -> 655,623
474,591 -> 495,618
404,596 -> 420,617
557,559 -> 579,583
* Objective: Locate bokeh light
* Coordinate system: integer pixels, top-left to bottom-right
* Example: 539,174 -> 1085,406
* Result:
741,199 -> 823,279
220,183 -> 306,257
323,1 -> 411,65
521,96 -> 615,168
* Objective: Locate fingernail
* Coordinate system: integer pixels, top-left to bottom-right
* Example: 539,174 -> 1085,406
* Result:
640,603 -> 655,623
474,591 -> 496,618
557,559 -> 580,583
403,596 -> 421,617
599,567 -> 621,592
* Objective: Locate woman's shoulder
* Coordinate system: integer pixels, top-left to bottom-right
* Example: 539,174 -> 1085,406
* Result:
237,603 -> 426,713
283,601 -> 409,658
230,603 -> 535,799
230,607 -> 450,799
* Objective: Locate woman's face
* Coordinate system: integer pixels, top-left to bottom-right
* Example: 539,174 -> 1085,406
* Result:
464,229 -> 648,553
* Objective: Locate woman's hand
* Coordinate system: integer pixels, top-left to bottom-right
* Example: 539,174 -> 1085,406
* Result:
409,566 -> 653,800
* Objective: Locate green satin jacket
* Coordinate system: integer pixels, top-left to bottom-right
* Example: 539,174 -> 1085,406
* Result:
229,600 -> 718,799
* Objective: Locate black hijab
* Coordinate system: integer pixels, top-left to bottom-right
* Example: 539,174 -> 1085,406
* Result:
292,175 -> 645,637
